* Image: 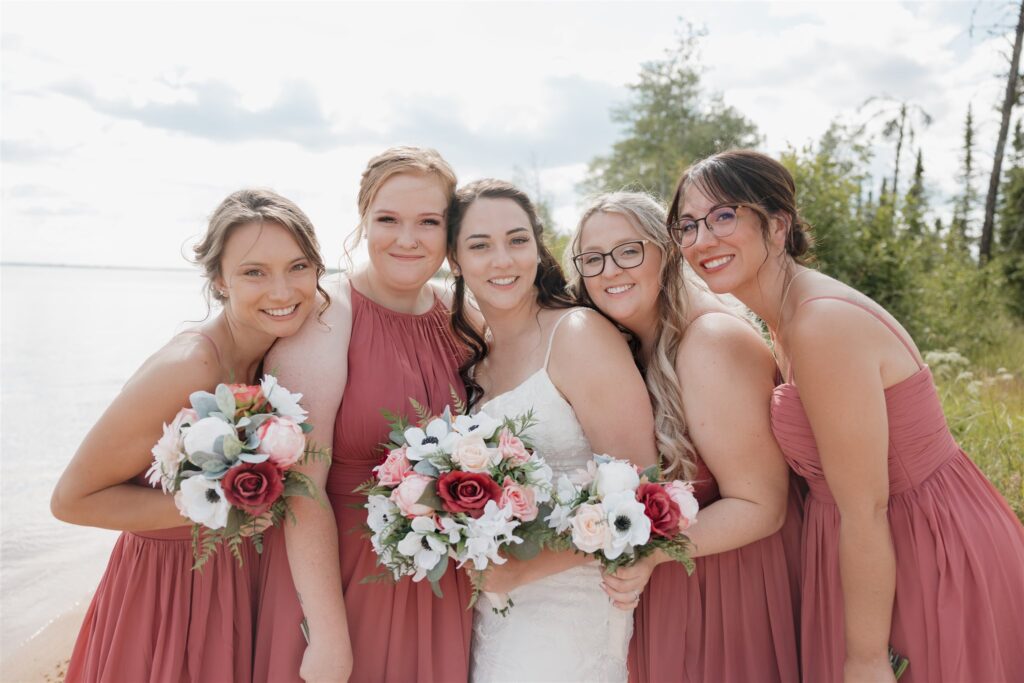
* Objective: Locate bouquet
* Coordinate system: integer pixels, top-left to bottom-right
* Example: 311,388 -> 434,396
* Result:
356,395 -> 554,608
546,454 -> 699,573
147,375 -> 326,568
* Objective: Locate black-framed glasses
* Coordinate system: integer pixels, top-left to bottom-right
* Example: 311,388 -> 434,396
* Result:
571,239 -> 649,278
669,205 -> 741,248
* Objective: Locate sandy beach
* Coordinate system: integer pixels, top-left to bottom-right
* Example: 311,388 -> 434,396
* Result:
1,602 -> 86,683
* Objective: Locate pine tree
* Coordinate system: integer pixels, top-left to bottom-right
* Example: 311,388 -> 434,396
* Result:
904,149 -> 927,235
950,105 -> 978,252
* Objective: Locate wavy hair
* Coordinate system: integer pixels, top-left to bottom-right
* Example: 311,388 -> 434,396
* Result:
193,188 -> 330,319
566,191 -> 703,479
447,178 -> 575,409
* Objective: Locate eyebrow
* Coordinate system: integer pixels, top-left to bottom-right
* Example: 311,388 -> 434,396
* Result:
463,226 -> 530,241
373,209 -> 445,218
237,256 -> 308,268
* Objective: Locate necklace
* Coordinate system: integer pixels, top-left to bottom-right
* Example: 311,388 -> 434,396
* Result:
770,268 -> 812,368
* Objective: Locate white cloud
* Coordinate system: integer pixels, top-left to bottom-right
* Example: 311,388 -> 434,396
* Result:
2,1 -> 1016,267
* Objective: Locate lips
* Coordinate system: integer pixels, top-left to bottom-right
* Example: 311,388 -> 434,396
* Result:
262,304 -> 298,318
488,276 -> 519,287
699,255 -> 734,272
389,253 -> 425,261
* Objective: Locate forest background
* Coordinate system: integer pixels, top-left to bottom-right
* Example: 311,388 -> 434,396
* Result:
533,11 -> 1024,519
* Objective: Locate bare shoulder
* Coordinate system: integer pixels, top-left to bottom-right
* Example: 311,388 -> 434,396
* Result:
677,311 -> 774,384
786,298 -> 870,360
270,278 -> 353,362
123,334 -> 222,403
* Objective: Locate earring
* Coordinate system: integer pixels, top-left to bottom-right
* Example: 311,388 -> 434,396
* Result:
451,267 -> 461,277
536,256 -> 542,264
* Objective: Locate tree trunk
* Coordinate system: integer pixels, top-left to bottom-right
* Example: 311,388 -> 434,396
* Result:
980,0 -> 1024,264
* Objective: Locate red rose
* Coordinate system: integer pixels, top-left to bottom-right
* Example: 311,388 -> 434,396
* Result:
221,461 -> 284,516
636,483 -> 681,538
436,471 -> 503,516
229,383 -> 267,418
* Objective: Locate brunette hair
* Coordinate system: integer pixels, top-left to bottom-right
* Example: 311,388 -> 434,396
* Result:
668,149 -> 813,262
193,188 -> 330,315
447,178 -> 575,408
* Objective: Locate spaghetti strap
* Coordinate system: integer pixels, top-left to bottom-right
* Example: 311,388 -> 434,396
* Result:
177,330 -> 224,368
797,296 -> 923,369
543,308 -> 587,370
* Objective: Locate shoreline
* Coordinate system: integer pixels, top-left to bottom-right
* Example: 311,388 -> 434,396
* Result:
2,602 -> 87,683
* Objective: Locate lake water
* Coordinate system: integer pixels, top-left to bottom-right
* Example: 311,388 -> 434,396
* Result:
0,264 -> 212,655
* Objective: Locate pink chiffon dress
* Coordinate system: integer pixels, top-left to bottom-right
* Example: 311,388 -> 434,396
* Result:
771,296 -> 1024,683
254,286 -> 474,683
67,333 -> 260,683
628,457 -> 802,683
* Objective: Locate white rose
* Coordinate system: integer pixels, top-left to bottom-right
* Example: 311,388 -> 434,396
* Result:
182,417 -> 235,457
570,503 -> 609,553
450,434 -> 498,473
594,459 -> 640,499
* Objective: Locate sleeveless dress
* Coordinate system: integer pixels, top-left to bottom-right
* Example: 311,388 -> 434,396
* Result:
770,296 -> 1024,683
628,458 -> 801,683
253,286 -> 474,683
67,332 -> 261,683
470,308 -> 633,683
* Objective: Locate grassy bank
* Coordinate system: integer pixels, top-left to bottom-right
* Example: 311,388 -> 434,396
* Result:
928,333 -> 1024,521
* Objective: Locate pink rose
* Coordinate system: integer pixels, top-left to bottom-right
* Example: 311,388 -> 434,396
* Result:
391,474 -> 435,517
665,480 -> 699,531
374,446 -> 412,487
499,477 -> 538,521
570,503 -> 609,553
497,428 -> 530,465
228,383 -> 267,417
256,416 -> 306,469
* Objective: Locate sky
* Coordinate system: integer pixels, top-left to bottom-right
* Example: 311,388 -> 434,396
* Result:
2,1 -> 1020,270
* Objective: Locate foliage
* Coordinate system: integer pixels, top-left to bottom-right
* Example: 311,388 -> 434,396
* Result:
580,25 -> 759,203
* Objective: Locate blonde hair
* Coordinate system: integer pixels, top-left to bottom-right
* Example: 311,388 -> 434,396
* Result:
193,188 -> 329,314
344,146 -> 458,263
567,191 -> 706,480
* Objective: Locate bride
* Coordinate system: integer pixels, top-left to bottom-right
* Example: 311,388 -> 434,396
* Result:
446,179 -> 658,682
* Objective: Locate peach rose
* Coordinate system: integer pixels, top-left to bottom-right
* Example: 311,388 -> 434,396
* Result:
374,446 -> 412,487
499,477 -> 539,522
390,474 -> 434,517
450,434 -> 497,473
665,480 -> 699,530
570,503 -> 609,553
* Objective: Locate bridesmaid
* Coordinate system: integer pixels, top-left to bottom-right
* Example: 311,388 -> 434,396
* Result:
253,146 -> 473,683
567,191 -> 800,683
672,149 -> 1024,682
51,188 -> 327,683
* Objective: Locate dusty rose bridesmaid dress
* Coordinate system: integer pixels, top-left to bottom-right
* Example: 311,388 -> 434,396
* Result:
254,286 -> 473,683
771,296 -> 1024,682
628,458 -> 802,683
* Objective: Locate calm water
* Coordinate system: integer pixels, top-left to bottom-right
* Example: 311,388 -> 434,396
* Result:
0,264 -> 210,653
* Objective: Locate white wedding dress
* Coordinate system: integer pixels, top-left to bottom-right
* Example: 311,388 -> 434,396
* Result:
470,309 -> 632,683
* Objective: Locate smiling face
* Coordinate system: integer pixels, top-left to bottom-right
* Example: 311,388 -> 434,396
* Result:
217,220 -> 318,341
453,197 -> 539,313
677,183 -> 777,296
578,211 -> 663,334
365,171 -> 449,291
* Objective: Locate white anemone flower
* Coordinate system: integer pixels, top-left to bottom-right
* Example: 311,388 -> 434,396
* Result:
366,495 -> 400,534
260,375 -> 308,424
545,503 -> 574,533
452,412 -> 502,440
404,418 -> 457,461
602,490 -> 651,560
396,516 -> 447,581
177,475 -> 230,530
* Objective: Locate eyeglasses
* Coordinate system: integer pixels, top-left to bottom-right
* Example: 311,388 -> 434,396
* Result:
571,240 -> 649,278
669,205 -> 741,248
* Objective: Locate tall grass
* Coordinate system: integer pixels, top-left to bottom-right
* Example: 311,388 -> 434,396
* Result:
928,336 -> 1024,522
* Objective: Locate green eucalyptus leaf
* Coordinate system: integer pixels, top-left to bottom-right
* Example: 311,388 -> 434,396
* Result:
215,384 -> 237,419
415,482 -> 445,511
413,459 -> 440,477
222,433 -> 244,459
239,451 -> 270,464
426,554 -> 449,591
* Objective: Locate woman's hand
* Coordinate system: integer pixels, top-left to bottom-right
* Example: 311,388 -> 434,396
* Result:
601,552 -> 661,610
843,655 -> 897,683
300,639 -> 352,683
